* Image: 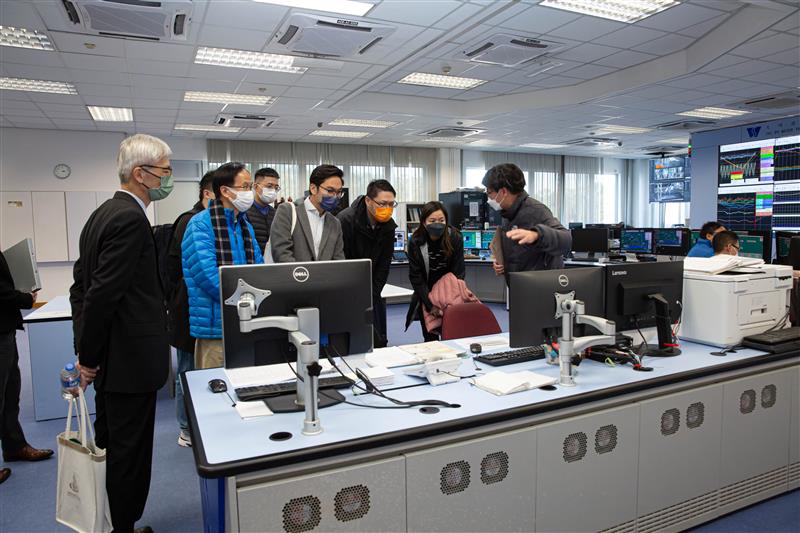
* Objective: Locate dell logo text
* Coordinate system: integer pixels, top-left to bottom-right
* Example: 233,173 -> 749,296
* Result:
558,275 -> 569,287
292,267 -> 310,283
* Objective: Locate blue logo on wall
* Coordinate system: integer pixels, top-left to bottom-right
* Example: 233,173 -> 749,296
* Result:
747,126 -> 761,138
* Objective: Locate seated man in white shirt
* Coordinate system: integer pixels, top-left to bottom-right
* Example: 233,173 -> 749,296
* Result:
713,230 -> 739,256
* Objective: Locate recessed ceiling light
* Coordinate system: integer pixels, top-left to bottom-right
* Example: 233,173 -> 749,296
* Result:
593,124 -> 652,134
175,124 -> 243,133
195,47 -> 307,74
184,91 -> 275,106
677,106 -> 750,119
398,72 -> 486,90
0,76 -> 77,94
87,106 -> 133,122
0,26 -> 54,51
309,130 -> 370,138
251,0 -> 374,17
520,143 -> 567,149
539,0 -> 680,24
328,118 -> 397,128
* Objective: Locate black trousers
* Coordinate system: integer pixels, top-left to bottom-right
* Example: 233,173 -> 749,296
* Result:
94,388 -> 157,533
373,294 -> 388,348
0,331 -> 27,454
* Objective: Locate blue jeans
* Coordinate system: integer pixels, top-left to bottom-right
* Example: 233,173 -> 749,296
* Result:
175,349 -> 194,431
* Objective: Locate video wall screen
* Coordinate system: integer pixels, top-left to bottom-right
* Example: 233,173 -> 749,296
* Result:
649,155 -> 691,202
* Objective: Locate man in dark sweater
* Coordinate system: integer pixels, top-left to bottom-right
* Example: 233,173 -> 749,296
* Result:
246,167 -> 281,252
337,179 -> 398,347
482,163 -> 571,283
166,171 -> 214,448
0,252 -> 53,485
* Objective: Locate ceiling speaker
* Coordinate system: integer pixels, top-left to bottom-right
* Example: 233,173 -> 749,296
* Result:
440,460 -> 471,495
563,432 -> 588,463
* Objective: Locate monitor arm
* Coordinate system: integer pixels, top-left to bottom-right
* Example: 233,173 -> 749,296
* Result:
556,295 -> 616,387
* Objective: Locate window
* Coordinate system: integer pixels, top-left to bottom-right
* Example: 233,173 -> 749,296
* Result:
664,202 -> 691,227
464,167 -> 485,189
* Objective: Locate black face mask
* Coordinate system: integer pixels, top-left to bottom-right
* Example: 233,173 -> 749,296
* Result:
426,223 -> 446,239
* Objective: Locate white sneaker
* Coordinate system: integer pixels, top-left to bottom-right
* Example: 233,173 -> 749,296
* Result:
177,430 -> 192,448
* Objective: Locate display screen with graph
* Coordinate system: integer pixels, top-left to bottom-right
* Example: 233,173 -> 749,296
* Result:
716,186 -> 773,231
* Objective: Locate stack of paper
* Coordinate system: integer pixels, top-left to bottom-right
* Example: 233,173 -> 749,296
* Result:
365,346 -> 419,368
683,256 -> 764,275
359,366 -> 394,387
234,400 -> 272,419
225,360 -> 337,389
398,341 -> 462,362
470,370 -> 557,396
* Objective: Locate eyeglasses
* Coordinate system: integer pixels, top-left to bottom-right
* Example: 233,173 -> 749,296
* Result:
140,165 -> 172,177
370,198 -> 398,208
731,244 -> 740,251
228,183 -> 253,191
319,185 -> 345,198
260,183 -> 281,192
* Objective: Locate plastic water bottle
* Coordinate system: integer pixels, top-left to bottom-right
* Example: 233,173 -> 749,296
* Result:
60,363 -> 80,400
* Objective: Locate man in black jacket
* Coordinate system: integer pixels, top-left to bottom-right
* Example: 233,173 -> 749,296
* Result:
0,252 -> 53,485
166,171 -> 214,448
247,167 -> 281,252
482,163 -> 571,283
337,179 -> 397,347
70,133 -> 173,533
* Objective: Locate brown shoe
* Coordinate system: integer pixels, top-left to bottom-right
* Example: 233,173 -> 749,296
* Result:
0,468 -> 10,484
2,445 -> 54,462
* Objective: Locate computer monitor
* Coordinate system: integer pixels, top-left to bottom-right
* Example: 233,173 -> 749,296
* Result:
394,229 -> 406,251
653,228 -> 690,256
738,230 -> 772,262
509,267 -> 604,347
481,230 -> 495,249
621,229 -> 654,254
775,231 -> 797,261
569,222 -> 584,229
690,230 -> 700,247
586,223 -> 622,239
571,228 -> 610,254
462,230 -> 481,249
737,234 -> 764,260
219,260 -> 374,369
604,261 -> 683,355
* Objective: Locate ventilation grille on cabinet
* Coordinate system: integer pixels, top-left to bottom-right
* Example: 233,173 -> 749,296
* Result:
761,384 -> 777,408
686,402 -> 705,429
595,425 -> 618,454
740,390 -> 757,414
718,466 -> 789,507
598,519 -> 636,533
563,432 -> 588,463
440,460 -> 471,495
636,490 -> 719,533
334,485 -> 370,522
661,408 -> 681,436
480,451 -> 510,485
282,495 -> 322,533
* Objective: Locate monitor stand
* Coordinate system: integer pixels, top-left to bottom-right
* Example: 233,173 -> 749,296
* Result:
645,294 -> 681,356
266,390 -> 344,413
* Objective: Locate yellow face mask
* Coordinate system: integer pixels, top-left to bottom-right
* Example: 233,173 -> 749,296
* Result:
374,206 -> 393,223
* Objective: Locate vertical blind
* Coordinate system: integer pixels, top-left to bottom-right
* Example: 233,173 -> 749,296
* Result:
207,140 -> 436,203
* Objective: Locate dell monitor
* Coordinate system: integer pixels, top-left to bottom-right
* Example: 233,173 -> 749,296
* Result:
653,228 -> 690,256
738,230 -> 771,262
509,267 -> 604,348
393,229 -> 406,251
775,231 -> 797,262
621,229 -> 654,254
604,261 -> 683,356
571,228 -> 610,255
462,230 -> 481,250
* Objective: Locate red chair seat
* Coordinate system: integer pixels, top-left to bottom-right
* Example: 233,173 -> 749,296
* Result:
440,302 -> 502,340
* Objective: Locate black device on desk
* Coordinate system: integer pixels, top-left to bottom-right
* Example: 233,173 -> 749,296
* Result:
474,346 -> 546,366
236,375 -> 353,402
742,327 -> 800,353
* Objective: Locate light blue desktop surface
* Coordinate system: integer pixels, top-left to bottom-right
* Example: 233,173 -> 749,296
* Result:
185,334 -> 782,469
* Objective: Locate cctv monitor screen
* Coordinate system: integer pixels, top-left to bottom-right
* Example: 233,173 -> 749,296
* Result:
394,229 -> 406,251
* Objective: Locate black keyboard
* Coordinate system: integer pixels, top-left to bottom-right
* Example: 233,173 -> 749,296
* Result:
474,346 -> 546,366
743,327 -> 800,353
236,375 -> 353,401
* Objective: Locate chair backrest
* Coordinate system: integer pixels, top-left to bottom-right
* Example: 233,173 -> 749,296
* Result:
441,302 -> 502,340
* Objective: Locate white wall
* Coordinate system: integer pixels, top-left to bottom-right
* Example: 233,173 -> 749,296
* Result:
0,128 -> 207,301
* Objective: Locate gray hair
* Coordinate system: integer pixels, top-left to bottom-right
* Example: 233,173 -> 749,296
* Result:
117,134 -> 172,183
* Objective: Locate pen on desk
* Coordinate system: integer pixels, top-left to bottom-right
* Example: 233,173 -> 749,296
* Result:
225,391 -> 237,407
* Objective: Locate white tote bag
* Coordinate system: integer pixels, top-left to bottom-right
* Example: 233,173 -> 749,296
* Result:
263,200 -> 296,263
56,389 -> 112,533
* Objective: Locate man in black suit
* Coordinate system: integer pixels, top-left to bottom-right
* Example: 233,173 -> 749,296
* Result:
70,134 -> 173,533
0,252 -> 53,485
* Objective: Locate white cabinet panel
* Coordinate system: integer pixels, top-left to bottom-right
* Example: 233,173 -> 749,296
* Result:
1,191 -> 34,251
65,192 -> 97,261
32,191 -> 68,262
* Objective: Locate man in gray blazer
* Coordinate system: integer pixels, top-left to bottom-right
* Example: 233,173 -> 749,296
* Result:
270,164 -> 346,262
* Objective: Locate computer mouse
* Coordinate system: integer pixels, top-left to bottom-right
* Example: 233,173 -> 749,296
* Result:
470,343 -> 482,354
208,379 -> 227,393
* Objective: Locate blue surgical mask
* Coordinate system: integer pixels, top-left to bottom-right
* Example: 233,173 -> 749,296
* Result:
320,195 -> 339,212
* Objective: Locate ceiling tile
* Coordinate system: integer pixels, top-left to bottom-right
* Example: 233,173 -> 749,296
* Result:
62,53 -> 127,72
293,74 -> 350,90
49,32 -> 126,57
555,43 -> 620,63
196,24 -> 271,51
494,5 -> 581,34
129,74 -> 187,90
367,1 -> 464,25
65,68 -> 132,86
633,34 -> 694,55
547,17 -> 626,42
595,50 -> 656,69
51,119 -> 97,129
0,47 -> 65,69
0,0 -> 48,30
698,54 -> 749,73
711,58 -> 787,78
132,98 -> 179,109
0,100 -> 40,113
676,14 -> 728,38
662,73 -> 727,89
636,3 -> 724,32
25,92 -> 84,105
127,59 -> 190,77
432,2 -> 485,29
237,82 -> 291,97
202,2 -> 287,33
765,48 -> 800,66
124,41 -> 195,63
73,83 -> 131,98
561,64 -> 617,80
379,83 -> 427,96
733,33 -> 800,59
82,96 -> 133,107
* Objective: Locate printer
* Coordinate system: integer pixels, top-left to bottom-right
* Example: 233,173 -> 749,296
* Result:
679,264 -> 793,347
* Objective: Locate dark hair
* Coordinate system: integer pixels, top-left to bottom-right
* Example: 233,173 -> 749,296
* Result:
412,201 -> 453,257
254,167 -> 280,183
212,162 -> 248,199
366,179 -> 396,199
713,230 -> 739,254
700,221 -> 723,239
198,170 -> 214,202
309,164 -> 344,188
482,163 -> 526,194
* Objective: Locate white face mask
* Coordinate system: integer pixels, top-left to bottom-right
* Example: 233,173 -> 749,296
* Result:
230,190 -> 255,212
487,191 -> 504,211
260,187 -> 278,204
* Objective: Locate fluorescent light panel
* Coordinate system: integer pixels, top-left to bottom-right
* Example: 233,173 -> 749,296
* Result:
175,124 -> 243,133
399,72 -> 486,90
251,0 -> 374,17
87,106 -> 133,122
195,47 -> 307,74
659,137 -> 689,144
0,76 -> 77,94
540,0 -> 680,24
0,26 -> 54,50
677,106 -> 749,119
309,130 -> 370,138
594,124 -> 652,134
328,118 -> 397,128
184,91 -> 275,106
521,143 -> 566,149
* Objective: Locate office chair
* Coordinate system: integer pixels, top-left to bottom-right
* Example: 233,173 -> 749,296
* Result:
441,302 -> 502,340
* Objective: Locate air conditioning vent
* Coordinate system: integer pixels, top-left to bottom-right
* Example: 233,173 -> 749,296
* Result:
565,137 -> 621,147
641,145 -> 687,155
273,13 -> 395,58
60,0 -> 193,41
215,113 -> 277,129
653,119 -> 716,130
420,127 -> 483,138
738,90 -> 800,110
458,34 -> 565,67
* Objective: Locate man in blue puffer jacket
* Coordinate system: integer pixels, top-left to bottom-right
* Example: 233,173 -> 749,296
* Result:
182,162 -> 263,368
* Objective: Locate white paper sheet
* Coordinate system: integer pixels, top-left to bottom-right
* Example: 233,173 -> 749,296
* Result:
234,400 -> 273,419
365,346 -> 419,368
